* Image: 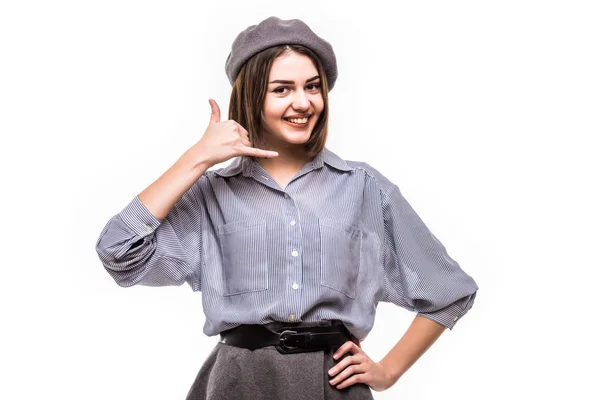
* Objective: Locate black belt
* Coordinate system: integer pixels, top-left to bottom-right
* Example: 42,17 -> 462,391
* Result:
219,322 -> 353,354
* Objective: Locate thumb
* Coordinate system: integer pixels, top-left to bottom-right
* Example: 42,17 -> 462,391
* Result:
208,99 -> 221,124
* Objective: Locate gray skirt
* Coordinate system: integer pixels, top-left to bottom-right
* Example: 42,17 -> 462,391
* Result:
186,321 -> 374,400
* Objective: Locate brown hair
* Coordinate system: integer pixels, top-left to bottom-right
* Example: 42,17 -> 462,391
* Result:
228,44 -> 329,158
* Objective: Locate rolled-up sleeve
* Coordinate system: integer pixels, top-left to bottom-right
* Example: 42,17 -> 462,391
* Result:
95,177 -> 205,291
381,184 -> 478,329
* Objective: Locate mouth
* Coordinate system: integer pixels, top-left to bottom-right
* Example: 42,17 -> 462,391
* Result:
283,116 -> 311,127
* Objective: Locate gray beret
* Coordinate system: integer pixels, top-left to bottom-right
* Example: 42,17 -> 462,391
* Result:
225,16 -> 338,91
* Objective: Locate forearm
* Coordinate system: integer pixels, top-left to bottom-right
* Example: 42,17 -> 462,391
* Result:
138,143 -> 212,220
379,315 -> 446,382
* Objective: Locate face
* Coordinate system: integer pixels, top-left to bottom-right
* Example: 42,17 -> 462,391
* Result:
261,51 -> 324,149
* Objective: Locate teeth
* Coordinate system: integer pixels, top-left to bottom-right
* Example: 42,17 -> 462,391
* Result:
286,117 -> 309,124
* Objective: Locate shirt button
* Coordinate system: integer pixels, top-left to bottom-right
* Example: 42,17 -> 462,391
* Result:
453,316 -> 458,322
291,249 -> 299,257
144,224 -> 152,232
290,220 -> 296,226
284,193 -> 289,199
292,283 -> 299,290
288,313 -> 296,322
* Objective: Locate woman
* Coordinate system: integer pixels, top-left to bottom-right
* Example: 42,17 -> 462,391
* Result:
95,16 -> 479,399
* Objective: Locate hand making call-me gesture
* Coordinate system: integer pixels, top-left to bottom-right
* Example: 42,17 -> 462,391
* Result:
195,99 -> 279,167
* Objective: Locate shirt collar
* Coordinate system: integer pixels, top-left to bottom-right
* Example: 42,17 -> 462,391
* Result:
313,147 -> 353,172
213,147 -> 352,178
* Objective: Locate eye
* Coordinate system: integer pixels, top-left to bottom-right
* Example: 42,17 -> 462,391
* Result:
273,86 -> 290,94
307,83 -> 321,91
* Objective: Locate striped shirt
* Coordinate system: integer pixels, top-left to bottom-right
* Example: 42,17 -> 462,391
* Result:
95,147 -> 478,340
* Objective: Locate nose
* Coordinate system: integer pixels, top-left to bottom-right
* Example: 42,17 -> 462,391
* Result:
292,89 -> 310,110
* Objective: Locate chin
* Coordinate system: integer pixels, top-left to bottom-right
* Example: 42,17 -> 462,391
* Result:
278,130 -> 312,144
283,134 -> 312,145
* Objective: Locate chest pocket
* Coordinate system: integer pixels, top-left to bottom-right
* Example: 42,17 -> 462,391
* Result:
318,217 -> 363,299
217,219 -> 268,296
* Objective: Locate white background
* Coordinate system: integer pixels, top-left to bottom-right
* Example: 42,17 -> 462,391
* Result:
1,1 -> 598,399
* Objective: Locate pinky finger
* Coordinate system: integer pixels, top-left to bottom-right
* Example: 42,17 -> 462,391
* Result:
336,374 -> 365,390
249,147 -> 279,158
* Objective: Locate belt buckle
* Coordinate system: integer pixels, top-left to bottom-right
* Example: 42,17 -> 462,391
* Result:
279,330 -> 301,350
276,330 -> 309,354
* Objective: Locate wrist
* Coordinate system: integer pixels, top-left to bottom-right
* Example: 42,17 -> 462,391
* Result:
379,356 -> 403,383
182,144 -> 214,172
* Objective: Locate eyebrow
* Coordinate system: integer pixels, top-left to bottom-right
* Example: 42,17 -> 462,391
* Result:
268,75 -> 320,85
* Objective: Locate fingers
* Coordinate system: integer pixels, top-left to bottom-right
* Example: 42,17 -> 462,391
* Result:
327,341 -> 388,391
237,133 -> 278,158
236,127 -> 278,158
327,343 -> 376,390
237,124 -> 249,139
331,372 -> 366,390
329,354 -> 362,377
333,341 -> 361,360
240,136 -> 251,147
329,367 -> 365,387
328,354 -> 367,387
244,146 -> 279,159
208,98 -> 221,124
329,341 -> 364,379
203,103 -> 278,159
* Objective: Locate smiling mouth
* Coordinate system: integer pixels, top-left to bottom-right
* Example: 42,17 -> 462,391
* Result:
283,116 -> 310,126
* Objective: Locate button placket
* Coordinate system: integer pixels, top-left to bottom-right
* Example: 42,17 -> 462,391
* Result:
283,192 -> 302,321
